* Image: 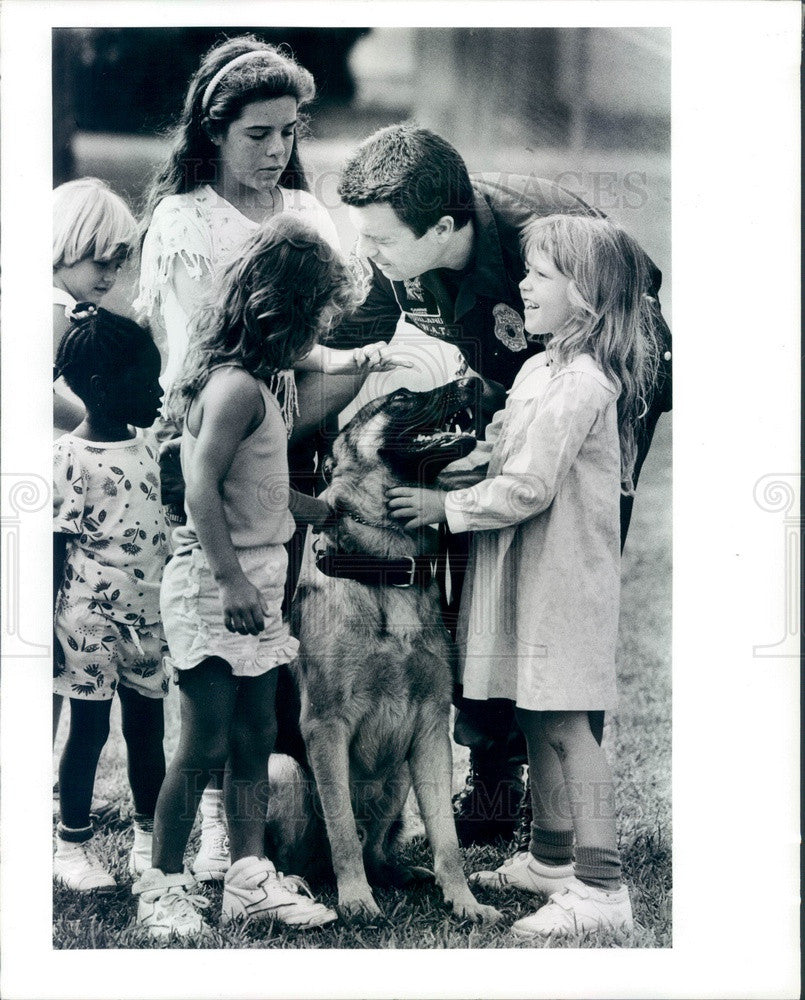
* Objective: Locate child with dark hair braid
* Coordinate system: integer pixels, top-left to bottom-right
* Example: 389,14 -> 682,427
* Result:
53,309 -> 169,892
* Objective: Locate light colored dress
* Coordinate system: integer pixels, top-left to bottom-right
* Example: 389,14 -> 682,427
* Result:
444,352 -> 622,711
135,183 -> 340,401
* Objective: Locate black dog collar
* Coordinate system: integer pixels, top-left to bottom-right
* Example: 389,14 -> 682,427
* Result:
314,549 -> 437,589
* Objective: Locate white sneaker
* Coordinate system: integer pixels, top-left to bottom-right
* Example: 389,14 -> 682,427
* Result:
511,877 -> 634,939
221,856 -> 337,929
470,851 -> 575,896
128,824 -> 153,877
54,837 -> 116,892
133,868 -> 211,940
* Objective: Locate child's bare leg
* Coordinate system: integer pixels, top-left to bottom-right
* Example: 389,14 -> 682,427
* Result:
530,710 -> 618,855
118,684 -> 165,818
53,694 -> 64,745
527,735 -> 572,832
152,658 -> 237,874
225,669 -> 278,862
518,722 -> 576,868
58,698 -> 112,829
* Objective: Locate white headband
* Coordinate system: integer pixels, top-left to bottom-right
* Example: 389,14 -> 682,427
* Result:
201,50 -> 268,112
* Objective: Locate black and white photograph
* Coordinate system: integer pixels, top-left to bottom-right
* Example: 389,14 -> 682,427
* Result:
0,2 -> 800,998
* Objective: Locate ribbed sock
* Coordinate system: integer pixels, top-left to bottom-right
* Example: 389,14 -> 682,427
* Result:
56,822 -> 93,846
529,826 -> 574,866
574,845 -> 622,891
133,812 -> 154,833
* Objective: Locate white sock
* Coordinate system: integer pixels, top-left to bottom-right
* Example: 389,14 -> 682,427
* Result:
199,786 -> 225,825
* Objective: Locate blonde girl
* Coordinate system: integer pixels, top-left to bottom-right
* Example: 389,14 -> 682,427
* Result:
388,214 -> 660,939
133,214 -> 360,939
53,178 -> 137,434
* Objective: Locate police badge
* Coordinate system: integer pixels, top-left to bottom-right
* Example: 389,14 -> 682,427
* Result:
493,302 -> 527,351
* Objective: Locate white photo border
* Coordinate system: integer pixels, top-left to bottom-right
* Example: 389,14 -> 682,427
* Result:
1,2 -> 800,998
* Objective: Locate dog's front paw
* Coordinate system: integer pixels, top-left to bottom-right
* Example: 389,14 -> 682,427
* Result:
338,887 -> 382,920
446,890 -> 503,924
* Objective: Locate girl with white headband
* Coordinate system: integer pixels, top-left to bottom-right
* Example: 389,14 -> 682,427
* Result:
136,35 -> 402,892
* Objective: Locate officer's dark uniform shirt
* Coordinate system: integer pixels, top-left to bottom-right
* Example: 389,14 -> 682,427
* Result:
331,173 -> 672,414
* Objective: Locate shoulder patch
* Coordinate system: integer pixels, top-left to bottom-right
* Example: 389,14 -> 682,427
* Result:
493,303 -> 527,352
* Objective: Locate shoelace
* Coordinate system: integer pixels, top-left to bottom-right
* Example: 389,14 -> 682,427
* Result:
160,887 -> 211,915
72,843 -> 107,869
274,872 -> 315,899
202,832 -> 229,856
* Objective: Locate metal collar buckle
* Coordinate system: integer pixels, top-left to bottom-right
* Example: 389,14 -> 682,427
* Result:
391,556 -> 417,588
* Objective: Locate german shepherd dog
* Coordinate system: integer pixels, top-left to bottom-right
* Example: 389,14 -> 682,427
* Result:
269,378 -> 500,923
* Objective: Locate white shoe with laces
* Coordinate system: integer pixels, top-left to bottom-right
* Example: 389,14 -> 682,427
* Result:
133,868 -> 211,940
54,837 -> 116,892
470,851 -> 575,896
221,856 -> 337,928
510,877 -> 634,939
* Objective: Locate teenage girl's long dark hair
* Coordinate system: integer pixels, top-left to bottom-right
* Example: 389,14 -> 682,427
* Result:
141,35 -> 315,235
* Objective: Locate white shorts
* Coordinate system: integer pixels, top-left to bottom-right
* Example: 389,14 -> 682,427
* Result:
160,543 -> 298,679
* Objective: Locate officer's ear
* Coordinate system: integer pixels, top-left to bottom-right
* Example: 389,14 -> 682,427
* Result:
430,215 -> 456,242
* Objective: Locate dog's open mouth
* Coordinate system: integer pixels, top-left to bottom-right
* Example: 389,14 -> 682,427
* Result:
378,378 -> 481,483
410,402 -> 476,451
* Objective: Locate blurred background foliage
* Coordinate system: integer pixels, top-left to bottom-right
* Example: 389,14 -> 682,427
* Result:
53,26 -> 670,182
52,27 -> 671,320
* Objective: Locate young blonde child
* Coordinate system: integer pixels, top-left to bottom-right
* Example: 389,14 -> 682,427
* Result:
53,310 -> 169,891
134,214 -> 396,939
53,178 -> 137,434
388,214 -> 661,939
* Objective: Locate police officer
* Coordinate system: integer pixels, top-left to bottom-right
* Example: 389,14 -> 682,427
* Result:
324,124 -> 672,844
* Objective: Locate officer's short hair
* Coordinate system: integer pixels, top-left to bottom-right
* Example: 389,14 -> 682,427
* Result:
338,124 -> 475,238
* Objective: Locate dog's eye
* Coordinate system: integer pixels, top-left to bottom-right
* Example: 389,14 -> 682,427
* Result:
321,456 -> 335,485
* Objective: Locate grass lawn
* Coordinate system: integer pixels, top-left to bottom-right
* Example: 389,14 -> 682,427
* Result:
52,415 -> 671,950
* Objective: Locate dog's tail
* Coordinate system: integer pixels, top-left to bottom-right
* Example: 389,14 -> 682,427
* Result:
264,753 -> 331,883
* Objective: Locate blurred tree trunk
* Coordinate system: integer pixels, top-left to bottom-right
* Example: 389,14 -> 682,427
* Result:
52,30 -> 79,185
410,28 -> 567,150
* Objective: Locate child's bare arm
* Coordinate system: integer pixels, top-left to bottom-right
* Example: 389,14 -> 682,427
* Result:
53,389 -> 85,433
183,369 -> 268,635
288,489 -> 331,530
295,342 -> 413,374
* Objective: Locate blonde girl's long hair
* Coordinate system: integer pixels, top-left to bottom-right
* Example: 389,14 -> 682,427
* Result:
166,213 -> 359,421
522,214 -> 662,494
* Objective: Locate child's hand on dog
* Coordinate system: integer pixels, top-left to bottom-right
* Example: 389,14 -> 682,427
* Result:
218,574 -> 270,635
354,341 -> 415,372
387,486 -> 447,530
